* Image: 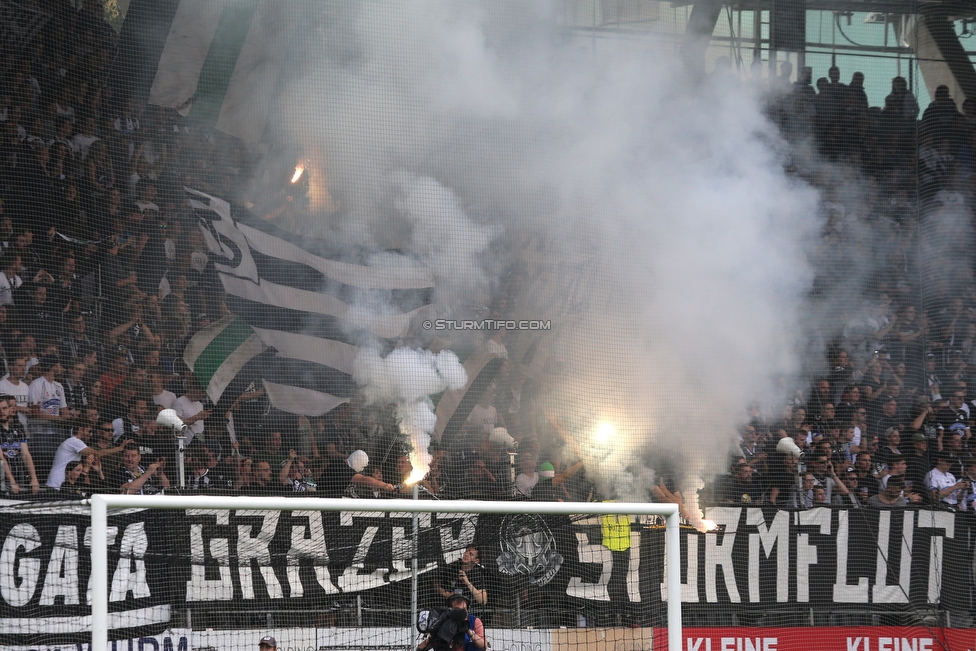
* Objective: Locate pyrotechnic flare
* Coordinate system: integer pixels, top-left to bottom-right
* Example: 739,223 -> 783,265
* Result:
353,347 -> 467,484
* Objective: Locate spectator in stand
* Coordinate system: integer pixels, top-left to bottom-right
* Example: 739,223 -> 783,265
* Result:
877,427 -> 903,468
103,379 -> 137,422
832,466 -> 863,507
62,357 -> 88,411
956,457 -> 976,511
873,395 -> 902,439
868,475 -> 910,507
466,384 -> 504,435
58,456 -> 102,498
0,393 -> 38,493
278,448 -> 319,492
27,355 -> 74,481
514,453 -> 539,497
941,385 -> 972,426
906,432 -> 932,490
799,471 -> 816,507
110,396 -> 148,447
926,451 -> 967,508
852,452 -> 880,498
920,85 -> 962,139
848,72 -> 869,112
260,428 -> 288,469
318,403 -> 355,461
17,283 -> 58,342
941,427 -> 972,478
173,380 -> 210,444
97,352 -> 128,404
739,424 -> 766,471
0,253 -> 24,305
148,368 -> 177,409
829,350 -> 856,402
243,459 -> 274,495
318,449 -> 393,498
115,442 -> 169,495
46,423 -> 126,489
1,356 -> 31,429
724,458 -> 761,503
60,312 -> 94,360
815,401 -> 838,429
184,440 -> 231,490
885,76 -> 920,124
765,451 -> 799,507
909,396 -> 941,442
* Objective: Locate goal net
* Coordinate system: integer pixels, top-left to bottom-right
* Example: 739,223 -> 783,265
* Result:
74,496 -> 680,651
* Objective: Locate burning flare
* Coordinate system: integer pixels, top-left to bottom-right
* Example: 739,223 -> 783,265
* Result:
404,467 -> 427,486
595,421 -> 616,445
291,163 -> 305,183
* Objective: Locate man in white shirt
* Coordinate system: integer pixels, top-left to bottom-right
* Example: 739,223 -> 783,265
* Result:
149,369 -> 177,410
27,356 -> 76,481
466,385 -> 504,435
173,383 -> 210,444
514,453 -> 539,497
484,328 -> 509,358
46,424 -> 127,489
926,452 -> 969,507
0,356 -> 31,429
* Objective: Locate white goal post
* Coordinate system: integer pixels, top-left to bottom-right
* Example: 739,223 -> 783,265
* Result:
90,495 -> 682,651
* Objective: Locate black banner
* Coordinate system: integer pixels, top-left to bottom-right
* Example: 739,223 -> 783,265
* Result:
1,504 -> 974,645
0,501 -> 173,646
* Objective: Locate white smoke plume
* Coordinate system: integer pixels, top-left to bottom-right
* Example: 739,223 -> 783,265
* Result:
391,171 -> 503,310
353,347 -> 468,483
277,1 -> 823,512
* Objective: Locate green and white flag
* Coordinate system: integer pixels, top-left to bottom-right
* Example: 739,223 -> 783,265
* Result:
121,0 -> 301,142
183,315 -> 267,403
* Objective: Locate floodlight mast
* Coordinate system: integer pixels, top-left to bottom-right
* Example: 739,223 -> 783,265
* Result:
89,496 -> 682,651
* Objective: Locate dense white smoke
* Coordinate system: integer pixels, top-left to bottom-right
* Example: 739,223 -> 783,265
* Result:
279,1 -> 822,507
353,348 -> 468,483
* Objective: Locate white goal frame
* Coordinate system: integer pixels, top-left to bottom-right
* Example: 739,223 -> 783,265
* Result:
90,495 -> 682,651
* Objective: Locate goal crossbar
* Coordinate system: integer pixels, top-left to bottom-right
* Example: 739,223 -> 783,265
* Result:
89,495 -> 682,651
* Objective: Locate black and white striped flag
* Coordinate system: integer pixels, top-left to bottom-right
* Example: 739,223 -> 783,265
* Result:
184,188 -> 435,416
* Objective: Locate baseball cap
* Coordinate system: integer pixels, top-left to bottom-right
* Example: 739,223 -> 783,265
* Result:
912,432 -> 928,442
538,462 -> 555,479
259,636 -> 276,648
447,593 -> 470,607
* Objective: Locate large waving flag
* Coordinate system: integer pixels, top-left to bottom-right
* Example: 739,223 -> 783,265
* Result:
185,188 -> 435,416
112,0 -> 301,142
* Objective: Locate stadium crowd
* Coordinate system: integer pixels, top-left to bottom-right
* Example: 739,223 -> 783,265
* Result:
0,4 -> 972,516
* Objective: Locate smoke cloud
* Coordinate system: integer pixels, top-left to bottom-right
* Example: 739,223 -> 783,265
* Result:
353,347 -> 468,483
277,1 -> 824,507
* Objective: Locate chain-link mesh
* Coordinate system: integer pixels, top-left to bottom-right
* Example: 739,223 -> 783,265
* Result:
1,0 -> 975,649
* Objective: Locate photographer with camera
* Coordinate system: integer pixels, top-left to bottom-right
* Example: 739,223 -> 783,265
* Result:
431,545 -> 487,607
417,594 -> 486,651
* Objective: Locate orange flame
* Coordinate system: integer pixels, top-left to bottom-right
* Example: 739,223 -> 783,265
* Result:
291,164 -> 305,183
404,467 -> 427,486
